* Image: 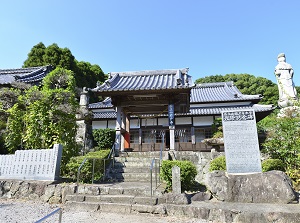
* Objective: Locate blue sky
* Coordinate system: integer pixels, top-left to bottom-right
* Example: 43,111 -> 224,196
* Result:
1,0 -> 300,86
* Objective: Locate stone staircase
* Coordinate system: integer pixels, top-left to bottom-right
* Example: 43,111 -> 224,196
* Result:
110,151 -> 165,182
65,182 -> 167,214
65,151 -> 167,214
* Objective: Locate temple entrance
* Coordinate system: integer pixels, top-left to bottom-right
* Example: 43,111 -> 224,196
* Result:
90,68 -> 192,153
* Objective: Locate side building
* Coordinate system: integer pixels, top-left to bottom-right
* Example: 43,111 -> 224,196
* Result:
0,65 -> 53,87
89,69 -> 274,152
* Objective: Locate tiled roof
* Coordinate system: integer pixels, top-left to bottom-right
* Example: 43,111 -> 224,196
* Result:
90,68 -> 193,93
191,82 -> 262,103
189,104 -> 274,115
0,65 -> 52,85
92,104 -> 274,119
93,111 -> 116,119
89,97 -> 113,109
89,82 -> 263,109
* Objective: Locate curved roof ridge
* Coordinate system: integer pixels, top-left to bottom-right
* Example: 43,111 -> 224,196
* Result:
109,68 -> 189,76
0,65 -> 50,75
195,81 -> 234,88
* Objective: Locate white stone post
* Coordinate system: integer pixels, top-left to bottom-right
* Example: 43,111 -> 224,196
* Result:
172,165 -> 181,194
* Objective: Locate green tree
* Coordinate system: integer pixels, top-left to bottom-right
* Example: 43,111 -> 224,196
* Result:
5,68 -> 79,167
259,106 -> 300,189
23,42 -> 106,92
195,74 -> 279,105
23,42 -> 46,67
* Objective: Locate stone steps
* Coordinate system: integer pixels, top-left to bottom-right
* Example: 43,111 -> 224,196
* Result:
66,194 -> 165,205
115,156 -> 158,163
109,151 -> 162,182
65,201 -> 166,215
112,166 -> 151,173
76,182 -> 164,197
111,172 -> 160,182
119,151 -> 166,158
65,197 -> 300,223
65,181 -> 167,215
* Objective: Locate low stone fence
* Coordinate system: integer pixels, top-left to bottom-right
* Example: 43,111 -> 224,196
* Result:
0,144 -> 62,181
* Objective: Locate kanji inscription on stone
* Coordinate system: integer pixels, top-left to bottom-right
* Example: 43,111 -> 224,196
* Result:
222,110 -> 262,174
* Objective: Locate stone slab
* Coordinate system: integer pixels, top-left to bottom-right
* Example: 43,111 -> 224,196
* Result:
0,144 -> 63,181
222,110 -> 262,174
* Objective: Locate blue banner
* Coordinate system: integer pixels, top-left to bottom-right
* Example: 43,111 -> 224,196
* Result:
168,104 -> 175,126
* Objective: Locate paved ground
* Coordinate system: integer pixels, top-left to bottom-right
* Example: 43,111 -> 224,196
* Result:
0,199 -> 209,223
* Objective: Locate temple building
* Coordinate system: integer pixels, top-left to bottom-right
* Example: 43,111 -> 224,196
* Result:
89,68 -> 274,153
0,65 -> 53,87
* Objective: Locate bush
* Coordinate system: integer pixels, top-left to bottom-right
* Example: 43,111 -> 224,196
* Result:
261,158 -> 285,172
209,155 -> 226,172
64,149 -> 110,183
160,160 -> 197,192
287,169 -> 300,191
93,129 -> 116,150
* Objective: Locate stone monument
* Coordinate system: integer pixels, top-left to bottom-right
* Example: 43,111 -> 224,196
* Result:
172,165 -> 181,194
275,53 -> 298,108
221,109 -> 262,174
0,144 -> 63,180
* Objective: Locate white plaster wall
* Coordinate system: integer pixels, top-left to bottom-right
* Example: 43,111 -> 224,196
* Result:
158,118 -> 168,126
193,116 -> 214,126
176,117 -> 192,125
92,121 -> 107,129
141,118 -> 156,126
108,120 -> 115,129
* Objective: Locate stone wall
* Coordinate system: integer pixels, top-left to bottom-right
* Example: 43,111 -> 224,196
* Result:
0,180 -> 106,204
172,150 -> 224,184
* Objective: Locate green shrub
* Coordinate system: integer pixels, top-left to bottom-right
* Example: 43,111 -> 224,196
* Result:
209,155 -> 226,172
287,169 -> 300,191
261,158 -> 285,172
93,129 -> 116,150
64,149 -> 110,183
160,160 -> 197,192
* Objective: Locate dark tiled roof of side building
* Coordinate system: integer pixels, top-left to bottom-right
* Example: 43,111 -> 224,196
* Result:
89,97 -> 113,109
90,68 -> 193,93
0,65 -> 53,85
190,82 -> 262,103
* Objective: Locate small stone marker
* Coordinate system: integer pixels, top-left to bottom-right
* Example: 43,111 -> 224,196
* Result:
172,165 -> 181,194
0,144 -> 63,180
222,109 -> 262,174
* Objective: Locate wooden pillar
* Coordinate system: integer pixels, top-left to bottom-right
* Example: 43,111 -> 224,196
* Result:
124,114 -> 130,149
121,111 -> 126,152
115,106 -> 122,155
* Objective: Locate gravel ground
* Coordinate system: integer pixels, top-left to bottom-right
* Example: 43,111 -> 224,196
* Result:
0,199 -> 209,223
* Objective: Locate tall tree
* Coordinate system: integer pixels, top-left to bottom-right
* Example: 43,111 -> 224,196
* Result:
23,42 -> 106,93
195,74 -> 279,105
5,68 -> 79,168
23,42 -> 46,67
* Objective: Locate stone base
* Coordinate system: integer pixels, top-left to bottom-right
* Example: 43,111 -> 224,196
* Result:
205,170 -> 297,204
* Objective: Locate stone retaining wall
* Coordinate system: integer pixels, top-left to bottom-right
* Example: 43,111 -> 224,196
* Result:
0,180 -> 83,204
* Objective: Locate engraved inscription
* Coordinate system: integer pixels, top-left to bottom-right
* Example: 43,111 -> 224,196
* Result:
222,110 -> 262,174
